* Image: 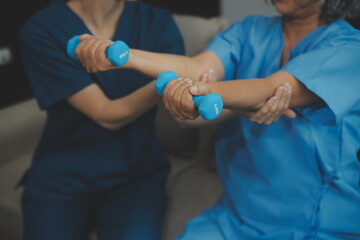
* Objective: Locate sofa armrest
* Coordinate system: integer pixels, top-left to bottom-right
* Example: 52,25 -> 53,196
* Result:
0,99 -> 46,165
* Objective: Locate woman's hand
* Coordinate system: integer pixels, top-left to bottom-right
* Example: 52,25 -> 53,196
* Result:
199,69 -> 217,83
74,34 -> 114,73
162,69 -> 218,120
243,83 -> 296,125
163,78 -> 199,120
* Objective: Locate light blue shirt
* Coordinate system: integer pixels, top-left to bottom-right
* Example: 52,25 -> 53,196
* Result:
183,16 -> 360,239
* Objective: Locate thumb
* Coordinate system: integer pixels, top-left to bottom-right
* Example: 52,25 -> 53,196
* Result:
190,82 -> 211,96
79,33 -> 94,42
208,69 -> 217,82
283,109 -> 296,118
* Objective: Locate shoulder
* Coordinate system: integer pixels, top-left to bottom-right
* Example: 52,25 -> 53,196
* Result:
324,20 -> 360,46
125,1 -> 181,43
19,1 -> 63,42
127,1 -> 173,21
123,1 -> 178,38
217,15 -> 280,43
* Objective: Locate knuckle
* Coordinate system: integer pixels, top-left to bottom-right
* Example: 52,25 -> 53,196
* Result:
75,48 -> 81,57
277,104 -> 284,110
174,95 -> 181,103
184,102 -> 194,110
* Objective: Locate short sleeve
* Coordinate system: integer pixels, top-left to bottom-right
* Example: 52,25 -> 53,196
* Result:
204,17 -> 250,80
282,45 -> 360,125
19,26 -> 93,110
158,13 -> 185,55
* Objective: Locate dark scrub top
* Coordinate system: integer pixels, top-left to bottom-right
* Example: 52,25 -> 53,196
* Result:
19,0 -> 184,199
177,16 -> 360,240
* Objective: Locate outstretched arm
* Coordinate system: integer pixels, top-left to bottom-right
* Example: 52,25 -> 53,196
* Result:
67,81 -> 160,131
163,71 -> 319,120
74,35 -> 297,124
75,34 -> 225,81
210,71 -> 319,109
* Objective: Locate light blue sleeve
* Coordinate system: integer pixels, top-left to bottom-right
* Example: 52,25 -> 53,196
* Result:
282,44 -> 360,125
205,17 -> 251,80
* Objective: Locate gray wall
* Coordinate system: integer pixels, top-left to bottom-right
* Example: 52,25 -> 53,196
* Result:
221,0 -> 278,23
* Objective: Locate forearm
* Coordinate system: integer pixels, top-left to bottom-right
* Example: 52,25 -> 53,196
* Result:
208,71 -> 320,110
209,79 -> 275,110
125,49 -> 208,80
75,35 -> 224,80
68,81 -> 160,130
99,81 -> 160,130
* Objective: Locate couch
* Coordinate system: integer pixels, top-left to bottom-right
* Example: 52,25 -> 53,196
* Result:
0,14 -> 229,240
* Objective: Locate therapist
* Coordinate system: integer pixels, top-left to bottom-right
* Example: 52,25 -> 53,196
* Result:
18,0 -> 291,239
74,0 -> 360,239
19,0 -> 185,239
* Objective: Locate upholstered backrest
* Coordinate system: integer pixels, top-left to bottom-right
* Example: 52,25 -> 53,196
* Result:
0,99 -> 46,165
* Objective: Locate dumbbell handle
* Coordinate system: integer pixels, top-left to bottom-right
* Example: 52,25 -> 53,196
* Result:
155,71 -> 223,120
66,35 -> 129,66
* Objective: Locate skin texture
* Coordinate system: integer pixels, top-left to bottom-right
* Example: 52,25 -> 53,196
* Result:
160,0 -> 322,120
65,0 -> 164,130
74,0 -> 326,124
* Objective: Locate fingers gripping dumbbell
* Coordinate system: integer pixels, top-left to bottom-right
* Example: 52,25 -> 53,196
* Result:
66,35 -> 129,66
155,71 -> 223,120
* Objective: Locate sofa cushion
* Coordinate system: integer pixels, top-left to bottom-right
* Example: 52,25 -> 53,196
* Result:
155,14 -> 228,164
173,14 -> 229,56
162,167 -> 223,240
0,99 -> 44,239
0,99 -> 45,166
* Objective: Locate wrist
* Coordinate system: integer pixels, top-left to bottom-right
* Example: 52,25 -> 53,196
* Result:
208,82 -> 219,95
123,48 -> 136,69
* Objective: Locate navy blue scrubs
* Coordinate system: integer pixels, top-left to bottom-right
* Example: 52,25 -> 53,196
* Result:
19,1 -> 184,239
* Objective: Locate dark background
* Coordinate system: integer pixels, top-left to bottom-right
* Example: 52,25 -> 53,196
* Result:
0,1 -> 51,109
0,0 -> 358,109
0,0 -> 220,110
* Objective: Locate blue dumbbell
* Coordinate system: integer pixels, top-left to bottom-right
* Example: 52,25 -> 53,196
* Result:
155,71 -> 223,120
66,35 -> 129,66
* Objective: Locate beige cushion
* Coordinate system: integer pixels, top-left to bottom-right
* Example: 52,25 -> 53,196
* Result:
162,167 -> 223,240
0,99 -> 45,165
0,99 -> 44,239
155,15 -> 228,165
173,14 -> 229,56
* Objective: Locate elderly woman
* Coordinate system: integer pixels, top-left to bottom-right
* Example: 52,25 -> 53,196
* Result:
75,0 -> 360,239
